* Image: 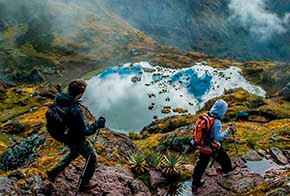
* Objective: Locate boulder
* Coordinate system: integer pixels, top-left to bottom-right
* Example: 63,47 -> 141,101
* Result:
36,86 -> 58,99
269,147 -> 288,165
0,177 -> 20,195
243,150 -> 262,161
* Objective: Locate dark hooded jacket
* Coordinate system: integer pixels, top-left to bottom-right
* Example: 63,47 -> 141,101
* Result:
55,93 -> 98,144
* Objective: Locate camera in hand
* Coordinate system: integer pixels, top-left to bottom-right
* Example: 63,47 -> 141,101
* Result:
97,116 -> 106,128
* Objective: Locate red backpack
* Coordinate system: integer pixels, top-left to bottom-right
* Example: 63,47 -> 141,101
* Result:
193,113 -> 219,153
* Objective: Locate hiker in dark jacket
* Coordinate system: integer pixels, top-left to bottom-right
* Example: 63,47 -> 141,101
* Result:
192,99 -> 234,191
47,79 -> 105,191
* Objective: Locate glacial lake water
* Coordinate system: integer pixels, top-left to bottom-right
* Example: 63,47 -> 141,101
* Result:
82,62 -> 265,132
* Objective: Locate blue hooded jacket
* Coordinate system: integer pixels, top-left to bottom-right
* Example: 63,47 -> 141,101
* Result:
209,99 -> 231,143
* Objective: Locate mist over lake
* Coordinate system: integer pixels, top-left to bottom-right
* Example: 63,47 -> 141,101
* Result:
82,62 -> 265,132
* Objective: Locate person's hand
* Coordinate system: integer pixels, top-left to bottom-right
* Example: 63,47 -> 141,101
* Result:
228,124 -> 235,133
97,116 -> 106,129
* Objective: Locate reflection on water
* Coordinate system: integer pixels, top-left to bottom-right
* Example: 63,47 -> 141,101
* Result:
246,158 -> 280,177
82,62 -> 265,132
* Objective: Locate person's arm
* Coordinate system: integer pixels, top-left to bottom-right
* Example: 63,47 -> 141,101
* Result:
71,107 -> 98,136
211,120 -> 231,142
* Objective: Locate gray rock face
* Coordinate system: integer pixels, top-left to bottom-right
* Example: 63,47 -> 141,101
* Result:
243,150 -> 262,161
0,177 -> 20,195
269,147 -> 288,165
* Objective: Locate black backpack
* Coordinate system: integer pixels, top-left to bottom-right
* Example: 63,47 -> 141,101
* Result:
46,104 -> 72,142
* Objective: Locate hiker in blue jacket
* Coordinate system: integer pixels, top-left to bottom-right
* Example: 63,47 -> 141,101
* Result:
192,99 -> 235,191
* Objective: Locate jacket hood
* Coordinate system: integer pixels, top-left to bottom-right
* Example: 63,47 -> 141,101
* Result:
209,99 -> 228,118
55,93 -> 78,107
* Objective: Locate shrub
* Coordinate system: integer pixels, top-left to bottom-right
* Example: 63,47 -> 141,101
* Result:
127,151 -> 147,175
161,151 -> 184,175
144,150 -> 163,169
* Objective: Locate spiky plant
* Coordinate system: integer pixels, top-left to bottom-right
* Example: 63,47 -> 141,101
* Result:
162,151 -> 184,175
144,150 -> 163,169
127,151 -> 147,175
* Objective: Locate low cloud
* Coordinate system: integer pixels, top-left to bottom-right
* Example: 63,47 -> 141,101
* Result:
228,0 -> 290,40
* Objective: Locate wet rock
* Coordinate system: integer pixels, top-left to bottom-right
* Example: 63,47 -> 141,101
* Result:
131,76 -> 141,83
173,108 -> 188,113
243,150 -> 262,161
147,93 -> 156,98
143,68 -> 156,73
0,177 -> 20,195
165,97 -> 170,102
149,169 -> 166,188
0,134 -> 45,171
153,115 -> 158,120
269,147 -> 288,165
161,106 -> 171,114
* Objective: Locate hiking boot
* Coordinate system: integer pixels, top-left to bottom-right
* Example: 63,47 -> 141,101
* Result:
191,179 -> 205,192
47,170 -> 58,182
79,182 -> 98,192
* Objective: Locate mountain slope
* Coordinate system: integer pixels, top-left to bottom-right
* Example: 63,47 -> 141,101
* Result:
103,0 -> 290,62
0,0 -> 156,84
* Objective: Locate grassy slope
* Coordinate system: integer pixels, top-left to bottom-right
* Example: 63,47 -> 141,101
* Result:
0,0 -> 156,85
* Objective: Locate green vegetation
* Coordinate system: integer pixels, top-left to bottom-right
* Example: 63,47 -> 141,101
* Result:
127,151 -> 147,175
161,151 -> 184,176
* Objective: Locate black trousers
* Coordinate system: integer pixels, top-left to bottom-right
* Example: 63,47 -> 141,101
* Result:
192,147 -> 232,185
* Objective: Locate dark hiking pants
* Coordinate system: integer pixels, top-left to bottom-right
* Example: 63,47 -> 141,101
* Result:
49,139 -> 97,186
192,147 -> 232,186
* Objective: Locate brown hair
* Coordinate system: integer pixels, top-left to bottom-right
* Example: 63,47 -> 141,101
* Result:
68,79 -> 87,97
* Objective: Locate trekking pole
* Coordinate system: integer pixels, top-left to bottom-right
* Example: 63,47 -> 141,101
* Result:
230,123 -> 238,156
75,154 -> 91,196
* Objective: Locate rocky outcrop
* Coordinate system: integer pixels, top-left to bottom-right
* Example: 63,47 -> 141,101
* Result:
242,150 -> 262,161
269,147 -> 288,165
49,164 -> 151,196
36,86 -> 59,99
0,134 -> 45,171
0,177 -> 20,195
